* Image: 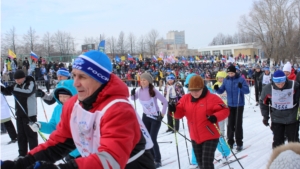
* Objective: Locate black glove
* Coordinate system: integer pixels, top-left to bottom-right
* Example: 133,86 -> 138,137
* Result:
214,85 -> 219,91
207,115 -> 217,123
26,161 -> 60,169
131,88 -> 136,96
263,119 -> 269,126
1,155 -> 36,169
238,82 -> 242,88
157,114 -> 164,121
36,89 -> 45,98
168,103 -> 176,113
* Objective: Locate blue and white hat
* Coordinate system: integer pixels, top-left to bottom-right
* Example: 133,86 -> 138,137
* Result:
57,68 -> 70,77
166,74 -> 176,81
72,51 -> 112,84
272,70 -> 286,83
264,67 -> 270,71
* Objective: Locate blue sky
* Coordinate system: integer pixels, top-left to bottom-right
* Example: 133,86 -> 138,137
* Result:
2,0 -> 253,50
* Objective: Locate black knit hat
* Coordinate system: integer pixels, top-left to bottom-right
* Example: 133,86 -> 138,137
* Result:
56,89 -> 72,96
227,65 -> 236,73
14,70 -> 26,79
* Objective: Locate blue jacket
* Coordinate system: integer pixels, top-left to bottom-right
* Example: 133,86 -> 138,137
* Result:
215,74 -> 250,107
39,79 -> 80,158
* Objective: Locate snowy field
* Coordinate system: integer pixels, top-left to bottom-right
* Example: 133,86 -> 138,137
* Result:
1,86 -> 292,169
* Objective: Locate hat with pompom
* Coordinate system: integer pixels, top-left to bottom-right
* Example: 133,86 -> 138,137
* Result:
188,75 -> 204,91
269,150 -> 300,169
72,50 -> 112,84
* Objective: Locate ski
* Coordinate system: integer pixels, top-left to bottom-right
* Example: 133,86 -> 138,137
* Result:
214,145 -> 250,164
157,132 -> 173,138
215,155 -> 247,169
189,164 -> 199,169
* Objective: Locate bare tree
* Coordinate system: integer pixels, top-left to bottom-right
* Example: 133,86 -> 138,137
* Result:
42,32 -> 53,57
51,30 -> 74,55
84,37 -> 98,45
117,31 -> 126,55
4,26 -> 18,54
137,35 -> 146,57
239,0 -> 300,62
147,29 -> 159,56
106,36 -> 117,57
23,27 -> 39,53
127,32 -> 136,54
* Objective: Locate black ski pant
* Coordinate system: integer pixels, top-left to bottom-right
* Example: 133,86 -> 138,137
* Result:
271,121 -> 299,148
254,85 -> 261,102
16,116 -> 38,156
142,114 -> 161,163
45,80 -> 50,93
3,120 -> 17,141
166,111 -> 179,131
192,139 -> 218,169
227,106 -> 244,147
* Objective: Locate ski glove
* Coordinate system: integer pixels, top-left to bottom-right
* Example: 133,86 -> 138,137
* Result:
168,104 -> 176,113
1,155 -> 36,169
29,122 -> 41,132
157,114 -> 164,121
36,89 -> 45,98
238,82 -> 242,88
131,88 -> 136,96
214,85 -> 219,91
262,119 -> 269,126
207,115 -> 217,123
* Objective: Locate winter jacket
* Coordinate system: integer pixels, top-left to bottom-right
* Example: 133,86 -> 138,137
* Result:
1,76 -> 37,118
287,68 -> 296,81
38,79 -> 80,158
252,70 -> 263,90
267,142 -> 300,169
215,74 -> 250,107
260,79 -> 300,124
29,74 -> 154,169
174,86 -> 229,144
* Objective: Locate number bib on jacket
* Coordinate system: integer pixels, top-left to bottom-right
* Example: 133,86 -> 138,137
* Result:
262,74 -> 271,85
139,98 -> 158,119
70,99 -> 153,159
271,81 -> 294,110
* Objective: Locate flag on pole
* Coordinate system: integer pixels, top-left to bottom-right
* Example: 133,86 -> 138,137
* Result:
8,49 -> 16,59
127,54 -> 134,61
139,54 -> 143,61
115,55 -> 121,63
98,40 -> 105,53
152,55 -> 157,61
121,56 -> 126,61
30,51 -> 38,61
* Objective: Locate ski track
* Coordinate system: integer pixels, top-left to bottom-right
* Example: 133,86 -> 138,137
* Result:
1,86 -> 299,169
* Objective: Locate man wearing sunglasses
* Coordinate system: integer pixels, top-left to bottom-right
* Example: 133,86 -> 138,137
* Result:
260,70 -> 300,148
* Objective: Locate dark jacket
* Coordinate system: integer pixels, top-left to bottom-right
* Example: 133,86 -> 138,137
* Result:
253,70 -> 263,90
260,80 -> 300,124
1,76 -> 37,118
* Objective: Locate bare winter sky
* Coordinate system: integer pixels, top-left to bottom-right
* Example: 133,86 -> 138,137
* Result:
1,0 -> 253,50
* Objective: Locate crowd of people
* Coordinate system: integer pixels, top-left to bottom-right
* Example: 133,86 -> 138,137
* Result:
1,51 -> 300,169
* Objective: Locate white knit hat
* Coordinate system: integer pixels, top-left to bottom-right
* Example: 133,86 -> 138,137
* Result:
269,150 -> 300,169
282,62 -> 291,72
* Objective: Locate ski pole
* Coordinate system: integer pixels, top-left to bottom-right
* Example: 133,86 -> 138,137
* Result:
158,141 -> 172,143
213,124 -> 239,169
40,98 -> 48,122
12,93 -> 67,163
172,112 -> 181,169
133,88 -> 137,111
181,118 -> 191,165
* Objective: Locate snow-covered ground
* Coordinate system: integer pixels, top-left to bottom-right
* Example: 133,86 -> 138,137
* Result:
0,86 -> 292,169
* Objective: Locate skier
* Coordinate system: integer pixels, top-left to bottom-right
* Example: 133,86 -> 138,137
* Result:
1,51 -> 155,169
282,62 -> 296,81
36,67 -> 70,105
260,70 -> 300,148
131,72 -> 168,168
259,66 -> 272,87
252,65 -> 263,106
29,79 -> 81,160
172,75 -> 229,169
214,65 -> 250,151
164,74 -> 185,133
213,71 -> 228,136
1,91 -> 18,144
1,70 -> 38,159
